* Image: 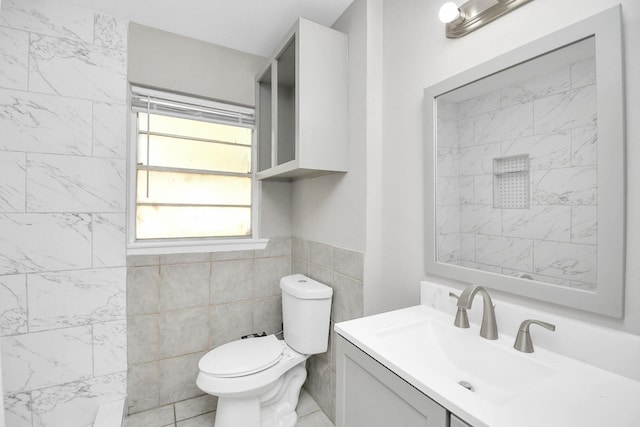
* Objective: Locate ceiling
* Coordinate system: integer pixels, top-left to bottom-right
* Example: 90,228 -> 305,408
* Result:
56,0 -> 354,57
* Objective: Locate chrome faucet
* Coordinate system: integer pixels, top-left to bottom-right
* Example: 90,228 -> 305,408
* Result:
456,286 -> 498,340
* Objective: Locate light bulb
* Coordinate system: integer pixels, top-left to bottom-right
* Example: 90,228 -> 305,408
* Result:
439,2 -> 461,24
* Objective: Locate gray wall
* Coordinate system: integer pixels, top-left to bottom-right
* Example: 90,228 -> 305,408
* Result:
288,0 -> 384,320
291,0 -> 374,254
128,23 -> 264,106
127,22 -> 293,240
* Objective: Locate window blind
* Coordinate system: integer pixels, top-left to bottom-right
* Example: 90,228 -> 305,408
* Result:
130,85 -> 255,128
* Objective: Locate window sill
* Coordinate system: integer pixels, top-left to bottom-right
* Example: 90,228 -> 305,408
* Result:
127,238 -> 269,256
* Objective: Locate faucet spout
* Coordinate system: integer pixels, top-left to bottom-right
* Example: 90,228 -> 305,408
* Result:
456,285 -> 498,340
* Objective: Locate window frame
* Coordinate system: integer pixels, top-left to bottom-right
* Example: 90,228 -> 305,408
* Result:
126,85 -> 267,255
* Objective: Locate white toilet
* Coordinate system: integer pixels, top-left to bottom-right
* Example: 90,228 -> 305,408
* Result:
196,274 -> 333,427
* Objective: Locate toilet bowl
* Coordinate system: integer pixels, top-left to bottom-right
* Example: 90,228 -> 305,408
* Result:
196,274 -> 332,427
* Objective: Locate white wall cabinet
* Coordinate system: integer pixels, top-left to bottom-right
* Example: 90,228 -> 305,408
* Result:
256,18 -> 348,180
337,334 -> 477,427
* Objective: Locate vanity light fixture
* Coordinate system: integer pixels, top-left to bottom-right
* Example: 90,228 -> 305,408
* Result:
438,2 -> 465,25
439,0 -> 534,38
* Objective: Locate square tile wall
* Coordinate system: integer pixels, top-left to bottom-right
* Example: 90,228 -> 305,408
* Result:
292,237 -> 364,423
126,237 -> 291,416
126,236 -> 364,424
0,0 -> 129,426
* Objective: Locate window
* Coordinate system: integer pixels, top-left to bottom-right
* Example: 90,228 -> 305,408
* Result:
128,86 -> 266,253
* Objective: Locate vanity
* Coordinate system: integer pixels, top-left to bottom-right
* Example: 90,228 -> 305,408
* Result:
335,281 -> 640,427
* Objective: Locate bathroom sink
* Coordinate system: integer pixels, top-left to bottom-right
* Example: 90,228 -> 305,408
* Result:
335,295 -> 640,427
373,312 -> 555,405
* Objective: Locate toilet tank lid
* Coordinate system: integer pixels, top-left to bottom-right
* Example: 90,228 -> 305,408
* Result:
280,274 -> 333,299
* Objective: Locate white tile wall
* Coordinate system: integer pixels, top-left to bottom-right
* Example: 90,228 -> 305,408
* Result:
502,131 -> 572,170
534,85 -> 597,133
0,275 -> 28,336
2,326 -> 94,393
26,154 -> 126,212
435,53 -> 598,290
502,206 -> 571,241
31,372 -> 126,427
0,0 -> 95,42
27,268 -> 126,332
93,102 -> 128,158
475,102 -> 534,144
0,27 -> 29,90
0,90 -> 93,155
28,35 -> 127,103
0,213 -> 93,274
0,0 -> 129,425
0,151 -> 26,212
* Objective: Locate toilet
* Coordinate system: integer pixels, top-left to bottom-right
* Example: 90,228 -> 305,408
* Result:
196,274 -> 333,427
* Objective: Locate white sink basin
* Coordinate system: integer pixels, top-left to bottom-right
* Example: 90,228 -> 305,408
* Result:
335,300 -> 640,427
374,314 -> 556,405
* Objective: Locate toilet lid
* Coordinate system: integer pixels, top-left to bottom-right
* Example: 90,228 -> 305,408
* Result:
199,335 -> 285,378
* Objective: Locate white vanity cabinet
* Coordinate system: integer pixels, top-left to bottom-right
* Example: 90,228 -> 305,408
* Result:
256,18 -> 348,180
336,335 -> 449,427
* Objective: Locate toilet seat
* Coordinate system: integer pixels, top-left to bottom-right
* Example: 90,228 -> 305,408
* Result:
199,335 -> 285,378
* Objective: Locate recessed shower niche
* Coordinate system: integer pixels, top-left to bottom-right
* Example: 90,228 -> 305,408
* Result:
424,6 -> 624,317
493,154 -> 530,209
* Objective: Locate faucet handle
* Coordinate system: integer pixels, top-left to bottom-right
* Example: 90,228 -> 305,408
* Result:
513,319 -> 556,353
449,292 -> 470,328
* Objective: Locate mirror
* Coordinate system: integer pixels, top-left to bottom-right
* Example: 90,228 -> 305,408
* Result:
424,6 -> 624,317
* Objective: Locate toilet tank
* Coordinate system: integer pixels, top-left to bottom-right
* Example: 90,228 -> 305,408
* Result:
280,274 -> 333,355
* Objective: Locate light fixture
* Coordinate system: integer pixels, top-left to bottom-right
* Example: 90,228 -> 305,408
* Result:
438,2 -> 464,25
439,0 -> 534,38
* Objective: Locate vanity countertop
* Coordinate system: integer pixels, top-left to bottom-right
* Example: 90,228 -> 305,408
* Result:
335,282 -> 640,427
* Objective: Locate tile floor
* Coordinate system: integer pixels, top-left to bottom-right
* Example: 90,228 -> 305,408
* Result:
123,389 -> 334,427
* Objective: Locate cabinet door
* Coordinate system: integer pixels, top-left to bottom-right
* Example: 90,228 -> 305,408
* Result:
450,414 -> 473,427
336,335 -> 447,427
256,66 -> 272,172
275,37 -> 295,166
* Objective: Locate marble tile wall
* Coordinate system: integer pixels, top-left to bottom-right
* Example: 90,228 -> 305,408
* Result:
0,1 -> 129,426
291,237 -> 364,423
436,55 -> 598,290
125,238 -> 292,417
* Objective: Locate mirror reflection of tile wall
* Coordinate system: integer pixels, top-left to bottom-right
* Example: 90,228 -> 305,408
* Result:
436,41 -> 598,291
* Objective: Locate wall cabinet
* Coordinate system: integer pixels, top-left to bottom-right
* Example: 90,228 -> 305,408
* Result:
256,18 -> 348,180
337,334 -> 477,427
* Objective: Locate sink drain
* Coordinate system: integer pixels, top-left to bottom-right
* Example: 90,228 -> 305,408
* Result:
458,380 -> 474,392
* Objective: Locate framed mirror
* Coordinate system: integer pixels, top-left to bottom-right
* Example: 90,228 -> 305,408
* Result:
424,6 -> 624,317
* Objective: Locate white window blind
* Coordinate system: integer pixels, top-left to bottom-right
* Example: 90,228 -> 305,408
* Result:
130,86 -> 255,127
